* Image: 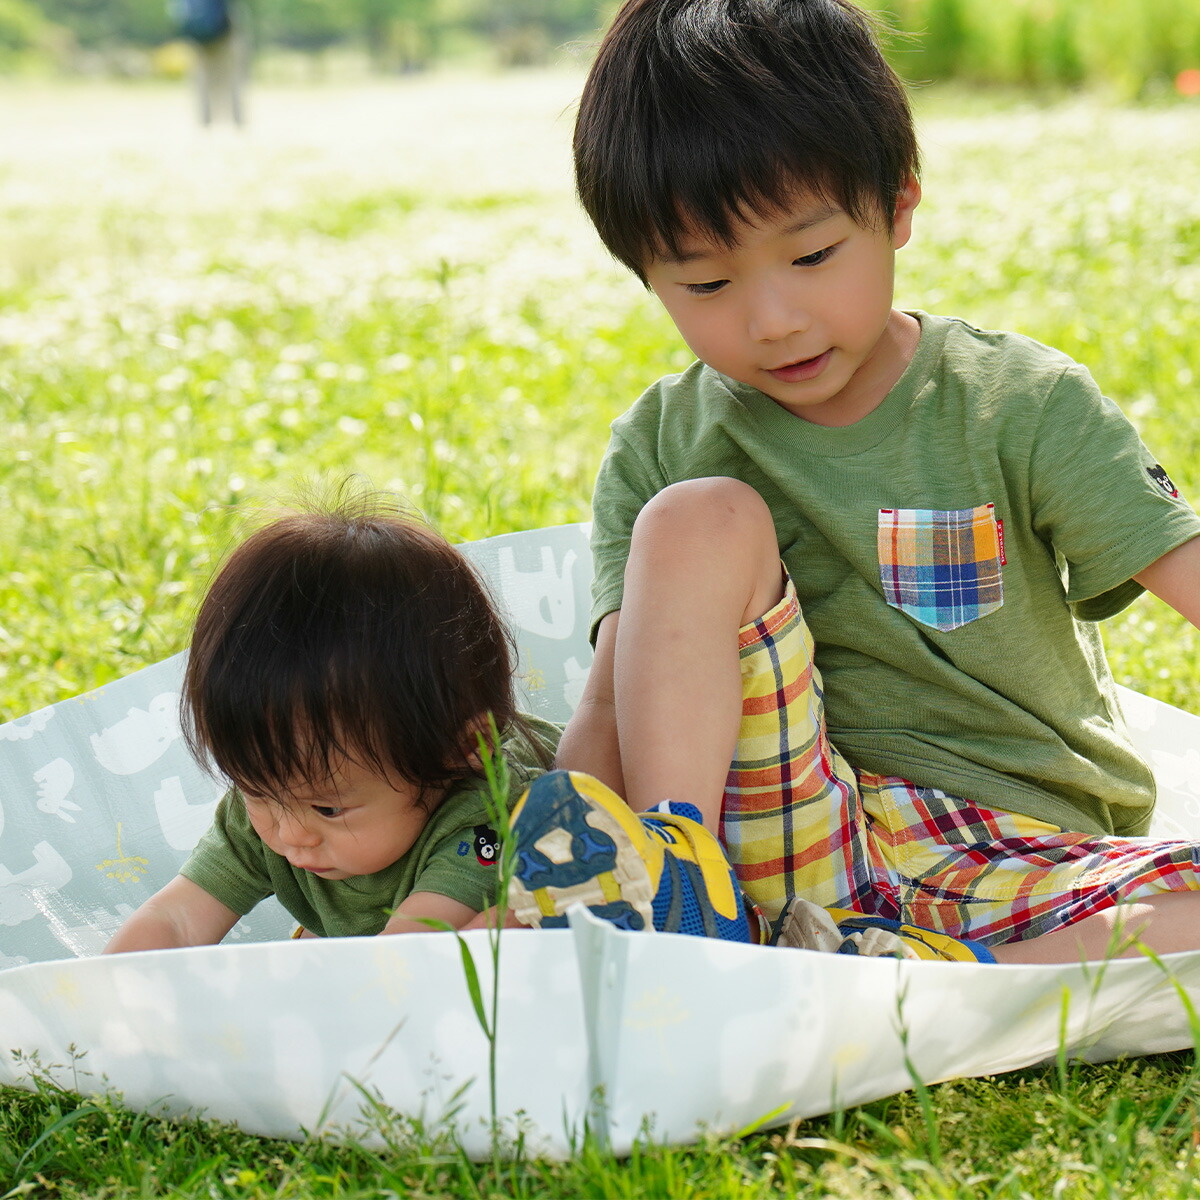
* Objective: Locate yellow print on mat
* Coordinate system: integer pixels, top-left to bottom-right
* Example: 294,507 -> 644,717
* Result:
95,822 -> 149,883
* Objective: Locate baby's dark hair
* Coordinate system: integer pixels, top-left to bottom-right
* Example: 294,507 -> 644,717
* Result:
183,490 -> 519,807
573,0 -> 919,279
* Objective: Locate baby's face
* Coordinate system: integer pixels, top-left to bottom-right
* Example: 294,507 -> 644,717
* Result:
643,181 -> 920,427
242,758 -> 432,880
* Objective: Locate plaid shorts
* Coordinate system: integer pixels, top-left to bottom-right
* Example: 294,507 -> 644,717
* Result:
721,576 -> 1200,946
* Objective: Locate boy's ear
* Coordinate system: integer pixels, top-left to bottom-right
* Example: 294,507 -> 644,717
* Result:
892,176 -> 921,249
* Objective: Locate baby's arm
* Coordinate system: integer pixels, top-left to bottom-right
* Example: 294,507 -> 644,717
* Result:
554,611 -> 627,796
104,875 -> 240,953
1135,535 -> 1200,627
380,891 -> 480,935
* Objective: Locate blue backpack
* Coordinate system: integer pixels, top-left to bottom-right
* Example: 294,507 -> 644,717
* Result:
170,0 -> 232,43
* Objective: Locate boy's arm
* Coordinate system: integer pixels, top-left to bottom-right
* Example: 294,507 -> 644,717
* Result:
382,891 -> 479,934
554,610 -> 627,797
1134,535 -> 1200,627
104,875 -> 240,953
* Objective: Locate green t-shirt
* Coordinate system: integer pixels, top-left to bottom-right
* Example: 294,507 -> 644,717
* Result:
591,313 -> 1200,837
180,716 -> 561,937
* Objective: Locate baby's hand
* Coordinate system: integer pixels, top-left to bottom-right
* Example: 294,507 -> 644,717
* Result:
103,875 -> 239,953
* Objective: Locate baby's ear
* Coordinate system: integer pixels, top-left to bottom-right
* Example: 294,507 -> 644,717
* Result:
457,714 -> 491,770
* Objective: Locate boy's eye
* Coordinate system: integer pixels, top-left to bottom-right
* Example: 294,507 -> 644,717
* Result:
312,805 -> 345,819
683,279 -> 728,296
794,245 -> 835,267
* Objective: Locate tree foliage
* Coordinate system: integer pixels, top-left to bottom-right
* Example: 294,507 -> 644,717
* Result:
16,0 -> 1200,91
27,0 -> 607,62
32,0 -> 171,46
0,0 -> 47,54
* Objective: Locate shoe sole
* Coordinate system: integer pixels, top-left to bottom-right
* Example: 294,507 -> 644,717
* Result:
772,896 -> 845,951
509,772 -> 656,931
774,898 -> 992,961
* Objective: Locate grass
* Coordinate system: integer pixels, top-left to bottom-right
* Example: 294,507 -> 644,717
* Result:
4,1053 -> 1200,1197
2,70 -> 1200,1195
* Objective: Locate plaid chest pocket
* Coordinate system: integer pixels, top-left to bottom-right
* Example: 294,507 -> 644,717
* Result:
877,504 -> 1004,632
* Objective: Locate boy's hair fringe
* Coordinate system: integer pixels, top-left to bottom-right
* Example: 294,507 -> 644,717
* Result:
573,0 -> 919,279
182,483 -> 527,808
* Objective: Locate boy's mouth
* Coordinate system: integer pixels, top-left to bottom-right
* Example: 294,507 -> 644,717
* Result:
766,349 -> 832,382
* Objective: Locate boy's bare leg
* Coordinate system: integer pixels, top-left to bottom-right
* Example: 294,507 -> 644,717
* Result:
554,613 -> 626,795
611,477 -> 785,829
992,891 -> 1200,964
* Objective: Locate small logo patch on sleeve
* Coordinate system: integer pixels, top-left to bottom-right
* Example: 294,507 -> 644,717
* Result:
473,824 -> 500,866
1147,465 -> 1179,498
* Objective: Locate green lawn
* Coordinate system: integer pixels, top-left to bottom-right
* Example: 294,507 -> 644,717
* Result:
2,73 -> 1200,1197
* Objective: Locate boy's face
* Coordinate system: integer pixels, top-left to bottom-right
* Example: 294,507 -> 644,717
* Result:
644,181 -> 920,426
242,758 -> 433,881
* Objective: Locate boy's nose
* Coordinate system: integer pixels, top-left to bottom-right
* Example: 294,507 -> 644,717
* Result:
748,285 -> 808,343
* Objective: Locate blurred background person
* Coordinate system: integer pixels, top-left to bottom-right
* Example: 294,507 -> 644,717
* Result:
170,0 -> 248,126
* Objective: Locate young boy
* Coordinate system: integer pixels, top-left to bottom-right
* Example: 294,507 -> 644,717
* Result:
105,494 -> 562,952
508,0 -> 1200,964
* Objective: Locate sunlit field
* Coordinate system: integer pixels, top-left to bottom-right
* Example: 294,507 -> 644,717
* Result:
3,73 -> 1200,1197
2,77 -> 1199,721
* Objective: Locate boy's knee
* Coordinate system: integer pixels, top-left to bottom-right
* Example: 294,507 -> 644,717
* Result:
632,477 -> 775,552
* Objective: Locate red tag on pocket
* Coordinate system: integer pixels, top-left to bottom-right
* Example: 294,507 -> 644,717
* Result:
996,518 -> 1007,566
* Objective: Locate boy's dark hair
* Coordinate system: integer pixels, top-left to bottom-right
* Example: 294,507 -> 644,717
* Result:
183,490 -> 520,807
573,0 -> 919,279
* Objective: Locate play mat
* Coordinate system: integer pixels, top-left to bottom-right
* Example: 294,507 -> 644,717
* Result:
3,523 -> 1200,1157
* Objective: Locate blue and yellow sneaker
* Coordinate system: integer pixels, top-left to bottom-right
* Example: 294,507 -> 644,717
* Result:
772,897 -> 996,963
508,770 -> 754,942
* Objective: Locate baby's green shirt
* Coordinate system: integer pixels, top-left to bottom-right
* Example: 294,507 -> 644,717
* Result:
180,717 -> 561,937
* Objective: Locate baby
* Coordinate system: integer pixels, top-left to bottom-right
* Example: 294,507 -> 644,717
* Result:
105,491 -> 559,951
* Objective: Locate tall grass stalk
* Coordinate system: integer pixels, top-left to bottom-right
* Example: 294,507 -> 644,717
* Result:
473,715 -> 518,1164
416,717 -> 518,1171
